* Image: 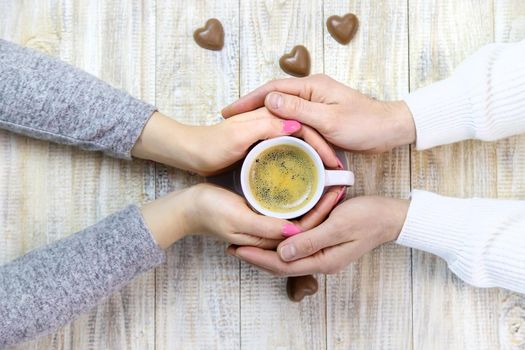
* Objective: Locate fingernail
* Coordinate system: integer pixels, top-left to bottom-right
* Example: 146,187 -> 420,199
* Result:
336,157 -> 344,170
335,187 -> 346,204
282,120 -> 301,134
282,223 -> 302,237
280,244 -> 297,261
268,92 -> 283,109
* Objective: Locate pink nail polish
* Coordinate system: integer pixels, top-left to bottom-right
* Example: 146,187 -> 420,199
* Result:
336,157 -> 344,170
335,187 -> 346,205
282,224 -> 302,237
282,120 -> 301,134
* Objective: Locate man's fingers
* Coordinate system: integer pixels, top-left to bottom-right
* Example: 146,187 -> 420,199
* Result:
222,78 -> 311,117
277,218 -> 346,262
231,246 -> 323,276
221,87 -> 270,118
264,92 -> 329,133
231,242 -> 356,276
293,124 -> 339,168
296,187 -> 341,231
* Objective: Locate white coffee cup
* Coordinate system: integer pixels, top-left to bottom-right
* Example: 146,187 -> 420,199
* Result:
240,136 -> 354,219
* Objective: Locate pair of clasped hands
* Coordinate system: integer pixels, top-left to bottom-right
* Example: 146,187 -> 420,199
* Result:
135,74 -> 416,277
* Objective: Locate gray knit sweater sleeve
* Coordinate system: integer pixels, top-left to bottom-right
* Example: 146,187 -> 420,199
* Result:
0,40 -> 166,347
0,206 -> 166,348
0,39 -> 156,158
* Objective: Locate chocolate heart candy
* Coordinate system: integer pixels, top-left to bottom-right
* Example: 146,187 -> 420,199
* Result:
286,275 -> 319,302
279,45 -> 311,77
326,13 -> 359,45
193,18 -> 224,51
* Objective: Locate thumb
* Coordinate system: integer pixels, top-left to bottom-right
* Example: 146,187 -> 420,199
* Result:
265,92 -> 329,132
239,212 -> 303,240
277,219 -> 339,261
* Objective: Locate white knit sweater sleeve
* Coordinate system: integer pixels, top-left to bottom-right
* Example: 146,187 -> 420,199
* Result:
405,40 -> 525,150
397,191 -> 525,293
397,40 -> 525,294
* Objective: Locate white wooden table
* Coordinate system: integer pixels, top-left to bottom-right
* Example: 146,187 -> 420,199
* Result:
1,1 -> 525,349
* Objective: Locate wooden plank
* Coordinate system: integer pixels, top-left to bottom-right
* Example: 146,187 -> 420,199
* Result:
323,1 -> 412,349
409,0 -> 502,349
493,2 -> 525,349
0,1 -> 157,349
153,1 -> 240,349
238,1 -> 326,349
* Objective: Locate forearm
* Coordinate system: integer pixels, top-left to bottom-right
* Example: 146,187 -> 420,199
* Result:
0,206 -> 166,347
130,112 -> 203,172
403,40 -> 525,149
396,190 -> 525,294
0,39 -> 155,158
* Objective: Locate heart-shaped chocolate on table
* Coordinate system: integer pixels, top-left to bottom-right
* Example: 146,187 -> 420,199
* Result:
279,45 -> 311,77
286,275 -> 319,302
326,13 -> 359,45
193,18 -> 224,51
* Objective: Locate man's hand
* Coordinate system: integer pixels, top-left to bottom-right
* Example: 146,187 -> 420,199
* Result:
227,196 -> 409,276
222,74 -> 416,154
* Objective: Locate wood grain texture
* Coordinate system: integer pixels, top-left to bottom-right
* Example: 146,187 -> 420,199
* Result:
154,1 -> 241,349
0,1 -> 157,349
494,2 -> 525,350
239,1 -> 326,349
409,0 -> 502,349
323,1 -> 412,349
2,0 -> 523,349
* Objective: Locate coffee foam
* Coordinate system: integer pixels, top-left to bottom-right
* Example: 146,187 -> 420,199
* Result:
249,145 -> 317,213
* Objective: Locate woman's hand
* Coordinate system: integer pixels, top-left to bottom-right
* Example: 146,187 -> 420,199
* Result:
222,74 -> 416,153
140,183 -> 343,250
226,196 -> 409,276
132,109 -> 339,176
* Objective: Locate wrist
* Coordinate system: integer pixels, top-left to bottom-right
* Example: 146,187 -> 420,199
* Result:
140,188 -> 194,249
131,112 -> 194,170
388,198 -> 411,242
386,101 -> 416,148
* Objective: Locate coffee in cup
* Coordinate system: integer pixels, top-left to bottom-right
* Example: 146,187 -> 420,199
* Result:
249,144 -> 318,213
241,136 -> 354,219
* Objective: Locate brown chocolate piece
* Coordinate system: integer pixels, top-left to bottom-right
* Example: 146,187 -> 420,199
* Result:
326,13 -> 359,45
286,275 -> 318,302
279,45 -> 311,77
193,18 -> 224,51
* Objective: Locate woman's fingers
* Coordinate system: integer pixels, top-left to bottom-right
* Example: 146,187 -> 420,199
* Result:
227,235 -> 282,250
222,78 -> 309,117
252,117 -> 302,140
238,210 -> 301,240
227,107 -> 338,168
235,187 -> 343,242
229,108 -> 302,148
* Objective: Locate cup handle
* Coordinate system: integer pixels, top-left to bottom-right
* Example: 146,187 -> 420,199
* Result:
324,170 -> 354,187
